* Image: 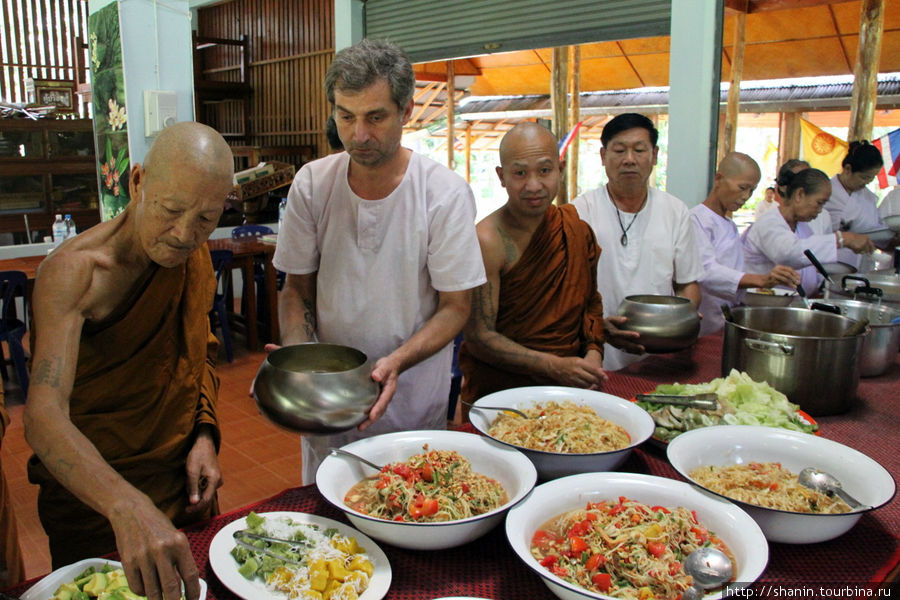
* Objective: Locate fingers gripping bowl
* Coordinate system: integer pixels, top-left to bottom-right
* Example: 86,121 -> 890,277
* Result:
316,430 -> 537,550
252,343 -> 379,434
467,386 -> 655,480
667,425 -> 896,544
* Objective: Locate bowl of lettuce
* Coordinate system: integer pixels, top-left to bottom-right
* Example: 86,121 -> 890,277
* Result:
634,369 -> 817,444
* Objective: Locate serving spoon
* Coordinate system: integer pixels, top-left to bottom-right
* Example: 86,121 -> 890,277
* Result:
681,547 -> 734,600
460,400 -> 529,418
327,447 -> 385,471
798,467 -> 868,510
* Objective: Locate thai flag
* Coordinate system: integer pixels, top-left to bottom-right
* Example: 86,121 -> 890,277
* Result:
873,128 -> 900,188
558,121 -> 583,161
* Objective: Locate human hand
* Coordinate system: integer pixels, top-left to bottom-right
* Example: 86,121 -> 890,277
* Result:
842,232 -> 875,254
184,428 -> 222,516
110,498 -> 201,600
603,316 -> 643,354
548,352 -> 607,390
764,265 -> 800,288
359,355 -> 400,430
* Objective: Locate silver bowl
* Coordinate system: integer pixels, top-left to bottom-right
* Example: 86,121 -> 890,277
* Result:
615,294 -> 700,353
252,343 -> 379,434
743,287 -> 797,307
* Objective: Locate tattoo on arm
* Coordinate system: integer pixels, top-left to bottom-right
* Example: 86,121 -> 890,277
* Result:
473,283 -> 497,331
53,457 -> 76,484
31,357 -> 63,388
302,297 -> 317,339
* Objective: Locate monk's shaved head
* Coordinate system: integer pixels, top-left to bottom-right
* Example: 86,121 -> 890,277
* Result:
717,151 -> 760,180
499,122 -> 558,166
143,122 -> 234,186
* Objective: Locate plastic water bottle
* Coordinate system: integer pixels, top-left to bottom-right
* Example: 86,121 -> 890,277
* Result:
278,197 -> 287,231
64,214 -> 77,239
51,214 -> 66,246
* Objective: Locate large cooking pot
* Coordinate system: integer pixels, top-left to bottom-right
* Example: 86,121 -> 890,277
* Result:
825,272 -> 900,310
722,307 -> 866,416
811,299 -> 900,377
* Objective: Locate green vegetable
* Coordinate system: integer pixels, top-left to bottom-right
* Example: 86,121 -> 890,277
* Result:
637,369 -> 818,441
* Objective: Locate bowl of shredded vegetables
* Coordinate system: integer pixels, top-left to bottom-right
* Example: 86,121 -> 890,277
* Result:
468,386 -> 655,480
316,429 -> 537,550
506,472 -> 768,600
667,425 -> 896,544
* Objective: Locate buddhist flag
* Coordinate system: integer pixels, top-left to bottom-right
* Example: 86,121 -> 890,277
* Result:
800,119 -> 848,177
872,128 -> 900,188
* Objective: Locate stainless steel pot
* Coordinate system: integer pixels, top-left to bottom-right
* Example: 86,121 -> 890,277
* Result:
810,299 -> 900,377
722,307 -> 866,416
824,272 -> 900,310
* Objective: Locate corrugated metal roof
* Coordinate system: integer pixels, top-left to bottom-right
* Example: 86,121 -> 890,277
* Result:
456,76 -> 900,118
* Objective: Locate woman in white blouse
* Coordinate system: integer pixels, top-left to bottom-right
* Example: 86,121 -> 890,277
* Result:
742,168 -> 874,294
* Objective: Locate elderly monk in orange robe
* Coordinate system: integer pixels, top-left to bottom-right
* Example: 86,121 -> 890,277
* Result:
24,122 -> 233,600
459,123 -> 606,407
1,388 -> 24,588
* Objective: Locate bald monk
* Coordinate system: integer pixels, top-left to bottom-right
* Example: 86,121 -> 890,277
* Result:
690,152 -> 799,336
24,122 -> 233,600
459,123 -> 606,407
1,388 -> 24,588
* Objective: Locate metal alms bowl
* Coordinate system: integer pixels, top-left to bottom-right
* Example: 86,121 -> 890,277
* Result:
252,343 -> 379,434
616,294 -> 700,353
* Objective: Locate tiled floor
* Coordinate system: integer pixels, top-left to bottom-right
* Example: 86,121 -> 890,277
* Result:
1,342 -> 303,581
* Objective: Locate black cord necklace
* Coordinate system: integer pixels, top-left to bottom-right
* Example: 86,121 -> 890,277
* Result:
609,188 -> 647,246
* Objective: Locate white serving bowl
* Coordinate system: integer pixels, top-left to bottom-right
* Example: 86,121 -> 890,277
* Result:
468,386 -> 655,480
505,472 -> 768,600
667,425 -> 896,544
316,429 -> 537,550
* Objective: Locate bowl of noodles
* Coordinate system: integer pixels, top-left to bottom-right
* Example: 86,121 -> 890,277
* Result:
505,472 -> 768,600
667,425 -> 896,544
316,429 -> 537,550
468,386 -> 655,480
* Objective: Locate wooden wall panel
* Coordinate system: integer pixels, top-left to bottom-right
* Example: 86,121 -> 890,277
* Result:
197,0 -> 333,161
0,0 -> 88,117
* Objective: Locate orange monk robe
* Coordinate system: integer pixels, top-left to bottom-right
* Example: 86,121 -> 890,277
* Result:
28,247 -> 221,567
0,389 -> 24,588
459,204 -> 604,402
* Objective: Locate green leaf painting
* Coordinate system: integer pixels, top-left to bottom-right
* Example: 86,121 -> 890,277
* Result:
90,3 -> 130,220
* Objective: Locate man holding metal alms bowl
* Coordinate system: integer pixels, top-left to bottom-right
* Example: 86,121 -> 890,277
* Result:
272,38 -> 486,484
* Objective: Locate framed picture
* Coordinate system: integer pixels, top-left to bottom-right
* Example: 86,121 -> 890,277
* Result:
33,79 -> 76,113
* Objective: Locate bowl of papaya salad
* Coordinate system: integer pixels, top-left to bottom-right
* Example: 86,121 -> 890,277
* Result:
316,429 -> 537,550
505,472 -> 767,600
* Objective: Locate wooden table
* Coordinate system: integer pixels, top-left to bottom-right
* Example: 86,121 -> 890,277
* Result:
206,237 -> 279,350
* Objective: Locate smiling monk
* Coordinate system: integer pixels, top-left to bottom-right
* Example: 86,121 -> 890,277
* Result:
24,122 -> 233,600
458,123 -> 606,410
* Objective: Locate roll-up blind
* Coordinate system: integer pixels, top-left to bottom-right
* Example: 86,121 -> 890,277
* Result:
365,0 -> 672,63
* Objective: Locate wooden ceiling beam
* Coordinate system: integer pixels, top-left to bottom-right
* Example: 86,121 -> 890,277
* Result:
726,0 -> 857,13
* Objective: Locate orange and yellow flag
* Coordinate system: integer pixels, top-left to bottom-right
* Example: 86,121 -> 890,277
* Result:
800,119 -> 848,177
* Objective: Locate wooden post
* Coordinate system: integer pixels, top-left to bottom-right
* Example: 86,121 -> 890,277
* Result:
465,123 -> 472,183
567,45 -> 580,203
446,61 -> 456,170
552,47 -> 568,204
848,0 -> 884,141
724,11 -> 746,156
778,112 -> 802,167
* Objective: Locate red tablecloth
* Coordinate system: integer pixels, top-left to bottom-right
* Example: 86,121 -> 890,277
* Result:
6,333 -> 900,599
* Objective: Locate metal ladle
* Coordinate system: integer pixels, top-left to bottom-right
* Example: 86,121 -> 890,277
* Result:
798,467 -> 868,510
681,547 -> 734,600
460,400 -> 529,418
327,447 -> 385,472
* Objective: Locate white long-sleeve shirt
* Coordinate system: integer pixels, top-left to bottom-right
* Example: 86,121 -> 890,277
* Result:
741,208 -> 837,294
690,204 -> 744,336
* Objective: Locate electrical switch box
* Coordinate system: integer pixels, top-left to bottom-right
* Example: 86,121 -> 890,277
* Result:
144,90 -> 177,137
